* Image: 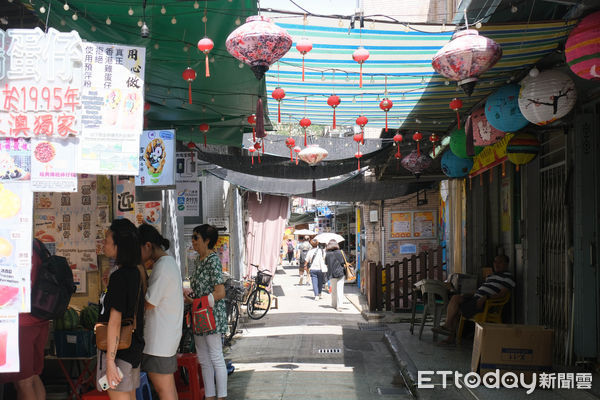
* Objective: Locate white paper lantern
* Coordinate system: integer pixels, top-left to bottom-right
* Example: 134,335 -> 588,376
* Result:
517,70 -> 577,126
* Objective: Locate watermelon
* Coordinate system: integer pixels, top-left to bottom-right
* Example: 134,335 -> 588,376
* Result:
54,308 -> 79,330
80,304 -> 99,330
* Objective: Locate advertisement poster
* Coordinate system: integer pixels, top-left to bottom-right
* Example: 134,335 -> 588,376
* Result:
113,176 -> 135,222
0,312 -> 20,373
78,42 -> 146,175
134,201 -> 161,233
0,181 -> 33,313
414,211 -> 435,239
176,180 -> 200,217
215,236 -> 230,273
0,28 -> 83,139
136,130 -> 175,187
390,212 -> 412,239
31,137 -> 78,192
0,139 -> 31,182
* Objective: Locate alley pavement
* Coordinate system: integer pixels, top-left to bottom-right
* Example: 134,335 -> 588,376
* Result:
225,261 -> 409,399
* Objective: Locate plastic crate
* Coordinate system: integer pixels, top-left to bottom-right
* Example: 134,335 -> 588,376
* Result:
54,330 -> 96,357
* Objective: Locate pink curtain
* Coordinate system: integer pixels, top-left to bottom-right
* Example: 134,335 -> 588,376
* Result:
246,194 -> 289,278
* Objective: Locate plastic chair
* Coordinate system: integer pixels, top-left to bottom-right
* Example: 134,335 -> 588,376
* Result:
136,371 -> 152,400
414,280 -> 449,340
456,291 -> 511,344
174,353 -> 205,400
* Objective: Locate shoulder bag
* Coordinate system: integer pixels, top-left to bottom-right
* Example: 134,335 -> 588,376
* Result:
95,272 -> 142,351
341,251 -> 356,282
191,295 -> 216,334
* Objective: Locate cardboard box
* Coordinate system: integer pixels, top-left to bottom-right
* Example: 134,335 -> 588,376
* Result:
471,323 -> 553,377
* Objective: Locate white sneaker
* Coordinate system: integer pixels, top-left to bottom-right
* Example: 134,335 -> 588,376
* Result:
319,293 -> 323,299
315,296 -> 319,301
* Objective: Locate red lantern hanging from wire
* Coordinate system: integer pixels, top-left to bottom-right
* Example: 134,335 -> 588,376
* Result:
197,37 -> 214,77
293,146 -> 301,165
271,87 -> 285,123
352,46 -> 370,88
450,98 -> 463,129
327,94 -> 341,129
285,137 -> 296,162
199,123 -> 210,148
254,141 -> 262,163
429,133 -> 440,157
248,146 -> 257,164
393,133 -> 403,159
299,117 -> 311,147
186,141 -> 196,162
356,115 -> 368,145
182,67 -> 197,104
296,39 -> 313,82
353,132 -> 364,171
412,131 -> 423,156
247,114 -> 256,141
379,98 -> 393,132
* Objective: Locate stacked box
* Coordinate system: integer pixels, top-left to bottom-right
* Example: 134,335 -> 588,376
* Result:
54,330 -> 96,357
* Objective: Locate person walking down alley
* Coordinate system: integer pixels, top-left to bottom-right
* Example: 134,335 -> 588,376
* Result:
305,239 -> 327,299
297,236 -> 312,285
324,240 -> 346,311
286,238 -> 295,265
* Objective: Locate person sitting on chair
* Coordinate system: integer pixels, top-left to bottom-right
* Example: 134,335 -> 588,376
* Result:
433,254 -> 515,343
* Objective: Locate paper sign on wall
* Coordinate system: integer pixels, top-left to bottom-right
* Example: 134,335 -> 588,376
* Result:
136,130 -> 175,187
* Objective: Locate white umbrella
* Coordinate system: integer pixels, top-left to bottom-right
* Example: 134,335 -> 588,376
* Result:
314,232 -> 345,244
294,229 -> 316,236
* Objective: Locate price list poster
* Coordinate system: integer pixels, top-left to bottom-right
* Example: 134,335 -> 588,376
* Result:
78,42 -> 146,175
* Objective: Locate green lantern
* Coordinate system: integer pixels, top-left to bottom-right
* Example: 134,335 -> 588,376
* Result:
449,128 -> 483,159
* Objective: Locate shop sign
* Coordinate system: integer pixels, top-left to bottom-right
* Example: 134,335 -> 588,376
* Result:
77,42 -> 146,175
113,176 -> 135,222
136,130 -> 175,187
30,137 -> 77,192
0,28 -> 83,138
469,133 -> 514,177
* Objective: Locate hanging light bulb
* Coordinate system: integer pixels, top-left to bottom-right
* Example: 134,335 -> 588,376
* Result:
39,6 -> 46,13
171,16 -> 177,24
137,19 -> 143,27
72,13 -> 78,21
210,57 -> 215,63
91,25 -> 96,32
421,76 -> 426,84
161,5 -> 167,15
183,45 -> 189,52
60,19 -> 66,26
106,16 -> 112,25
235,17 -> 241,25
321,72 -> 325,81
194,1 -> 200,9
63,2 -> 70,11
511,5 -> 518,13
475,22 -> 482,29
154,43 -> 159,49
211,96 -> 215,103
338,18 -> 343,27
238,62 -> 244,68
352,96 -> 356,103
444,80 -> 450,86
202,15 -> 207,23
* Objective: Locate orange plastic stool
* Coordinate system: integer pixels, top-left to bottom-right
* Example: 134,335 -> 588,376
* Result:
174,353 -> 205,400
81,389 -> 109,399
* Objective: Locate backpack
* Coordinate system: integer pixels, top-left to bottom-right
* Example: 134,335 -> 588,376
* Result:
287,241 -> 294,252
31,239 -> 76,320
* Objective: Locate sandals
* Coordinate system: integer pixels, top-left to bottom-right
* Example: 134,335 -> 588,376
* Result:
431,326 -> 454,336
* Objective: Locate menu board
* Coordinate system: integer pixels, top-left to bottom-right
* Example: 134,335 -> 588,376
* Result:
413,211 -> 435,238
77,42 -> 145,175
30,137 -> 78,192
136,130 -> 175,187
390,212 -> 412,239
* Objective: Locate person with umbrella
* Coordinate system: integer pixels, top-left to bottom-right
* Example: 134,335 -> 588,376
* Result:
324,239 -> 347,311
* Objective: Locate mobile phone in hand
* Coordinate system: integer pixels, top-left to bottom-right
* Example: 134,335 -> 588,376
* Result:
98,366 -> 123,391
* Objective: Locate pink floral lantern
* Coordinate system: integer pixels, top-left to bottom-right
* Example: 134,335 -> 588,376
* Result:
293,146 -> 302,165
298,144 -> 329,197
565,10 -> 600,80
465,106 -> 504,146
226,15 -> 292,80
352,47 -> 370,88
197,37 -> 214,77
432,29 -> 502,96
401,150 -> 432,178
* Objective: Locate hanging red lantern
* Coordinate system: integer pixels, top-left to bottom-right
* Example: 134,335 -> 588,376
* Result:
197,37 -> 214,77
182,67 -> 197,104
393,133 -> 403,159
285,137 -> 296,161
449,98 -> 463,129
199,123 -> 210,148
271,87 -> 285,123
296,39 -> 313,81
353,132 -> 364,171
248,146 -> 256,165
247,114 -> 257,141
352,46 -> 370,88
429,133 -> 439,157
299,117 -> 311,147
253,141 -> 262,163
186,141 -> 196,162
353,133 -> 364,144
356,115 -> 367,145
354,151 -> 363,171
293,145 -> 301,165
412,131 -> 423,156
379,98 -> 393,132
327,94 -> 341,129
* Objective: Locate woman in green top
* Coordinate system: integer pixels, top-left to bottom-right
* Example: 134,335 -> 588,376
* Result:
184,224 -> 227,400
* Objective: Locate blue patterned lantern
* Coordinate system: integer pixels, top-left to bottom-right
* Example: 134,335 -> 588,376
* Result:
441,151 -> 473,178
485,84 -> 529,132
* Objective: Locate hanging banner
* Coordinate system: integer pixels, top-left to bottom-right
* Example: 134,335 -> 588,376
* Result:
0,28 -> 83,138
77,42 -> 145,175
136,130 -> 175,187
134,201 -> 162,233
30,137 -> 78,192
469,133 -> 514,177
0,311 -> 19,373
113,176 -> 136,222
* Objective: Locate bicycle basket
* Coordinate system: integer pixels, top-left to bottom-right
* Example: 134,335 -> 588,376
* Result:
232,287 -> 246,302
255,270 -> 272,287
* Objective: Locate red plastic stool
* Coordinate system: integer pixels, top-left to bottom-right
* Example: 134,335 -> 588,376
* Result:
81,389 -> 109,399
174,353 -> 205,400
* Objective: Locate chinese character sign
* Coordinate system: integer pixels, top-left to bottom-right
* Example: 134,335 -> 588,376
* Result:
0,28 -> 83,138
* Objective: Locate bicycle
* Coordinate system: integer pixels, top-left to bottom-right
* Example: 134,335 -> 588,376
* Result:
244,265 -> 272,320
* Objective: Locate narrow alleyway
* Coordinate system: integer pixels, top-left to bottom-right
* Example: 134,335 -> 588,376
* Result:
225,262 -> 409,399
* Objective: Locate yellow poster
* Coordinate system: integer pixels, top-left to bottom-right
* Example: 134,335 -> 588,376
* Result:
215,235 -> 230,273
414,211 -> 435,238
390,212 -> 411,238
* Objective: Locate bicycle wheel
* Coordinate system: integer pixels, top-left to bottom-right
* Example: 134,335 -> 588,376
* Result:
225,300 -> 239,345
247,287 -> 271,320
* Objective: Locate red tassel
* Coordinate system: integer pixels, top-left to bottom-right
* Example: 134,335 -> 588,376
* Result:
251,155 -> 254,165
204,133 -> 207,148
258,152 -> 261,163
456,110 -> 461,129
332,109 -> 336,130
358,157 -> 360,171
304,129 -> 307,147
359,64 -> 363,88
289,149 -> 293,161
396,145 -> 400,158
302,56 -> 305,81
188,83 -> 192,104
278,102 -> 281,123
205,54 -> 210,77
295,153 -> 299,165
385,113 -> 388,132
252,127 -> 255,142
432,145 -> 436,157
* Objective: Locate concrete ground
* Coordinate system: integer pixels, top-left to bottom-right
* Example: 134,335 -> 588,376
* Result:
225,261 -> 409,399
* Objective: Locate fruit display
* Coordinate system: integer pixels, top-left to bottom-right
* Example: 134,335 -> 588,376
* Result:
80,304 -> 99,330
54,307 -> 80,331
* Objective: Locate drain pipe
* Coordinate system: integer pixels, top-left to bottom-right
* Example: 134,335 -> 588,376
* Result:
380,200 -> 385,264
